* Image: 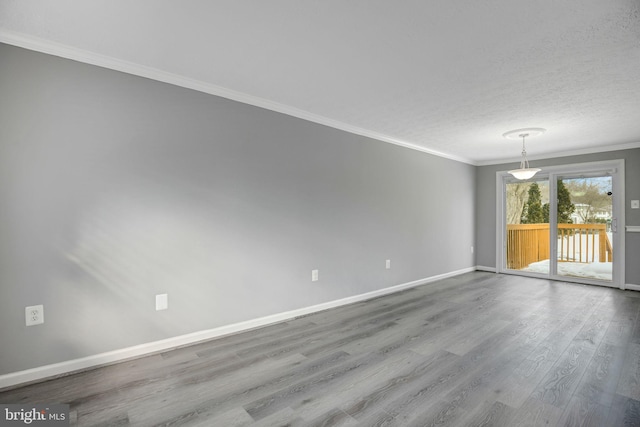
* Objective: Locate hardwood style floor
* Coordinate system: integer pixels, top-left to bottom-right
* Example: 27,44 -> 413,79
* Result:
2,272 -> 640,426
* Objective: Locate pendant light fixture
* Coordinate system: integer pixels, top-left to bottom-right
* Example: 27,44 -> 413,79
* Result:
503,128 -> 546,180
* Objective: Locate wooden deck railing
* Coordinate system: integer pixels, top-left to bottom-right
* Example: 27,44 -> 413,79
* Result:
506,224 -> 549,271
506,223 -> 612,270
557,224 -> 613,263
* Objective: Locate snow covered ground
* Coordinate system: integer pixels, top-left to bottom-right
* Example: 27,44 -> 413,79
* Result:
521,259 -> 612,281
519,231 -> 614,281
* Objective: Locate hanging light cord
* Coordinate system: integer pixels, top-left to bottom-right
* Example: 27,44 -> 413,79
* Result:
520,134 -> 530,169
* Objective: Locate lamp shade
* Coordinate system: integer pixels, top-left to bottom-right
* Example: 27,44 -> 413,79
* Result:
508,167 -> 541,180
503,128 -> 545,180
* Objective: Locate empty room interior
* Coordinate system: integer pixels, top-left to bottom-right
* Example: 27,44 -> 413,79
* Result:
2,2 -> 640,426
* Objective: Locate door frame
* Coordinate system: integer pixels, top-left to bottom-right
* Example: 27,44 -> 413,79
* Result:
496,159 -> 625,289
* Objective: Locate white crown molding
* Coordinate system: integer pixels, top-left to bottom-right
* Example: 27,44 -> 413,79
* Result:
0,266 -> 475,390
0,30 -> 475,165
2,30 -> 638,168
476,141 -> 640,166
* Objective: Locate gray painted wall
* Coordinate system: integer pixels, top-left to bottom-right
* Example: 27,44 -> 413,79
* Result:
476,148 -> 640,284
0,44 -> 475,374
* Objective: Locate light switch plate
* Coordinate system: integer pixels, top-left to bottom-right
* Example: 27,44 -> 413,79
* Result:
156,294 -> 168,310
632,200 -> 640,209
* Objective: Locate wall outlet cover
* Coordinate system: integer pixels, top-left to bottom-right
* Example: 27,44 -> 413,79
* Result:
25,305 -> 44,326
632,200 -> 640,209
311,270 -> 319,282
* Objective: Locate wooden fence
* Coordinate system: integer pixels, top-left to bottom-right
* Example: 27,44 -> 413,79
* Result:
507,223 -> 612,270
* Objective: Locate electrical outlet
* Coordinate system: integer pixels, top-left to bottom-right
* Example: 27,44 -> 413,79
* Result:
386,259 -> 391,269
25,305 -> 44,326
632,200 -> 640,209
311,269 -> 319,282
471,246 -> 474,254
156,294 -> 168,311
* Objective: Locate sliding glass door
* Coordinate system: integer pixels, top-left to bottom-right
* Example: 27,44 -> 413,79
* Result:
553,175 -> 614,282
505,178 -> 550,274
498,160 -> 625,288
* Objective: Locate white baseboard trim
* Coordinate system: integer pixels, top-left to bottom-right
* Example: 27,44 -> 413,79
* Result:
625,284 -> 640,291
0,266 -> 475,390
475,265 -> 497,273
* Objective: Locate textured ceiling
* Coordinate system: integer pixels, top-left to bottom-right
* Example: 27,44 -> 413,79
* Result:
1,1 -> 639,165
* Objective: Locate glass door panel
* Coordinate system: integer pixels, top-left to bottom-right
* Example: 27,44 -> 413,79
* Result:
505,179 -> 550,274
554,176 -> 613,282
499,160 -> 623,288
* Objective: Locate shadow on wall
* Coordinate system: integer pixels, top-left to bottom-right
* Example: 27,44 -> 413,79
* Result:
55,185 -> 284,345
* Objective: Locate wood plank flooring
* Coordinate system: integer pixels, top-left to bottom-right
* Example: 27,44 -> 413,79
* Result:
2,272 -> 640,426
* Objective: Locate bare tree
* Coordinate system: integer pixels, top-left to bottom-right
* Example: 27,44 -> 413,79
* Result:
563,178 -> 611,223
506,183 -> 530,224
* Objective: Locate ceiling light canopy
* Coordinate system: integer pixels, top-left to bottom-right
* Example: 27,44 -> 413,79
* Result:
502,128 -> 546,140
504,128 -> 546,180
